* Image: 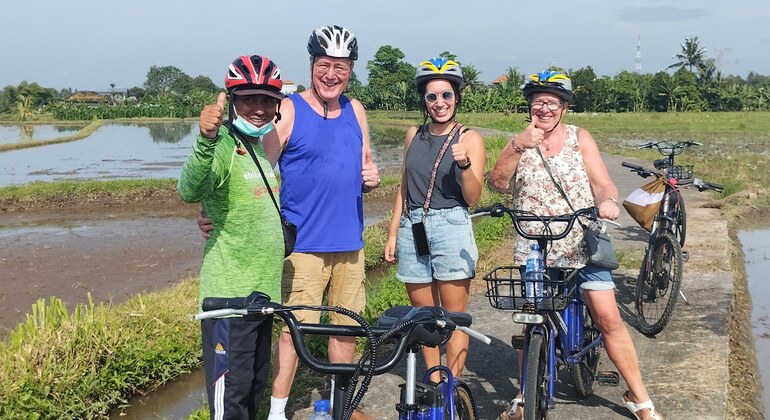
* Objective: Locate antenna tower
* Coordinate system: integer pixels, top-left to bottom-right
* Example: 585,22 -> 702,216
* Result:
635,35 -> 642,73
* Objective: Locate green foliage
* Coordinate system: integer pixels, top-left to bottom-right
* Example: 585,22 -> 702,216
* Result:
0,281 -> 200,419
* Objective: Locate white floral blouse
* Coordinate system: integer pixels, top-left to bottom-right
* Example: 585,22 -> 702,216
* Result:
512,124 -> 597,268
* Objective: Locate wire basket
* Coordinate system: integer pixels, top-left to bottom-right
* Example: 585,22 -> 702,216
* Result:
482,266 -> 571,311
667,165 -> 693,180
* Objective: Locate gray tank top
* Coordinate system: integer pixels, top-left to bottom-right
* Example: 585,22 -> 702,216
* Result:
404,126 -> 468,210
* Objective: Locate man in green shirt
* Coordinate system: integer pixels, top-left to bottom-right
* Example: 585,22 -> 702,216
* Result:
178,54 -> 285,420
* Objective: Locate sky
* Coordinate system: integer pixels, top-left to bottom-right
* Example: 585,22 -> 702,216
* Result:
2,0 -> 768,92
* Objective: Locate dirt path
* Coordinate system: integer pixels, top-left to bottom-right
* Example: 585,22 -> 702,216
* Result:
0,202 -> 204,334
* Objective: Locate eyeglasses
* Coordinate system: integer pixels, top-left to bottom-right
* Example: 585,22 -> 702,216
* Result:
314,61 -> 351,75
529,100 -> 563,111
425,90 -> 454,103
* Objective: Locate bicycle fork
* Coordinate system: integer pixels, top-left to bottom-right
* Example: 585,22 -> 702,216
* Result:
397,346 -> 457,420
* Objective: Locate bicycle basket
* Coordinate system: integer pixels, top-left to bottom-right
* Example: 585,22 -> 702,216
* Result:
667,165 -> 693,180
483,266 -> 572,311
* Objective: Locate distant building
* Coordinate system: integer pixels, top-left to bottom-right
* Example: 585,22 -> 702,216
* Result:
492,74 -> 509,85
282,80 -> 298,95
66,91 -> 109,104
66,90 -> 124,105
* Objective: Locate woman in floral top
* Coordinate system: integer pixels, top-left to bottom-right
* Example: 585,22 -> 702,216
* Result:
489,71 -> 664,420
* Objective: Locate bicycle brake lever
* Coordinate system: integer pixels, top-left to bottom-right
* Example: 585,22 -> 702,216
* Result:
599,219 -> 622,228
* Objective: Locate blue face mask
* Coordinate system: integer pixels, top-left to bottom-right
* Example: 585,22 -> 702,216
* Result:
232,113 -> 274,138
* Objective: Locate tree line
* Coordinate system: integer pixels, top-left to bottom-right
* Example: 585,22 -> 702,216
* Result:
2,36 -> 768,121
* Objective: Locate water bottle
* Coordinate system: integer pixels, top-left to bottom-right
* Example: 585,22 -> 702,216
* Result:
524,243 -> 544,303
310,399 -> 333,420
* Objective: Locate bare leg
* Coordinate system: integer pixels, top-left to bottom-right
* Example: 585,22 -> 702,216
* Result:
437,279 -> 471,378
271,331 -> 299,399
584,289 -> 658,418
406,282 -> 442,382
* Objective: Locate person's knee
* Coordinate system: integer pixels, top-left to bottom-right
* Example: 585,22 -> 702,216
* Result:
593,309 -> 625,334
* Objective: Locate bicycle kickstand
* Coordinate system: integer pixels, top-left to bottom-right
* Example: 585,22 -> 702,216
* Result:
679,290 -> 690,305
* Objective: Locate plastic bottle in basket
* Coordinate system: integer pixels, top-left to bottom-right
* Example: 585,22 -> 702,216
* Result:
310,399 -> 333,420
525,243 -> 544,303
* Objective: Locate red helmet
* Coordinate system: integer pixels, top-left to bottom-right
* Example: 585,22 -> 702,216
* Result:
225,55 -> 283,99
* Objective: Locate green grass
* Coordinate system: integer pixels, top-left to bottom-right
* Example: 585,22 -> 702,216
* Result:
0,280 -> 200,419
0,178 -> 179,210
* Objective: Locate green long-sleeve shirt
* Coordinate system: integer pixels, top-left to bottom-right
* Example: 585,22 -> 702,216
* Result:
178,126 -> 283,308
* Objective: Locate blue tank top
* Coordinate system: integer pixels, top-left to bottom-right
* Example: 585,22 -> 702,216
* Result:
278,94 -> 364,252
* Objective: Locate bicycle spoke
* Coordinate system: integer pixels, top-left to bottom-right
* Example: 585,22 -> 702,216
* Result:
635,232 -> 683,335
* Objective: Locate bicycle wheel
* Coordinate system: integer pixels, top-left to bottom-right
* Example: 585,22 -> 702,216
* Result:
524,333 -> 548,420
670,191 -> 687,247
635,231 -> 683,335
447,381 -> 478,420
568,304 -> 600,398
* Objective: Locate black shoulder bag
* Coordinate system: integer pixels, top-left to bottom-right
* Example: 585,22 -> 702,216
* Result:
227,123 -> 297,258
537,148 -> 619,270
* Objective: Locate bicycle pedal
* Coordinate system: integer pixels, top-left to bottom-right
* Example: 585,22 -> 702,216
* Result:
597,370 -> 620,386
511,334 -> 526,350
682,250 -> 690,262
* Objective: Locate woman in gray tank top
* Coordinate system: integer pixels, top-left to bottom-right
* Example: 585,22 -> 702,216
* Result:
384,57 -> 486,383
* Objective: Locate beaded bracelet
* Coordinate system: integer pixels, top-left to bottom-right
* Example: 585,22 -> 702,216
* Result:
511,137 -> 526,154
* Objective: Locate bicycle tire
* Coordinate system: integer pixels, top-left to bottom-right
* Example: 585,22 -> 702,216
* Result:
568,304 -> 600,398
635,231 -> 683,335
524,333 -> 547,420
448,381 -> 478,420
671,190 -> 687,247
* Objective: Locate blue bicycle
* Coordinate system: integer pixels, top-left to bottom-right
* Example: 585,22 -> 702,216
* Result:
474,204 -> 615,420
195,293 -> 490,420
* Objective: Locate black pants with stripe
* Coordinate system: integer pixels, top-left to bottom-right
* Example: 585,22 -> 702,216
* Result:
202,315 -> 273,420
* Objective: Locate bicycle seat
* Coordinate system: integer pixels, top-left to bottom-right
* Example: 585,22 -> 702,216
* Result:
378,306 -> 471,347
653,158 -> 669,170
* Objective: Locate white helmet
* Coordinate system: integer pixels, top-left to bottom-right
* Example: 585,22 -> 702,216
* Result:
307,25 -> 358,60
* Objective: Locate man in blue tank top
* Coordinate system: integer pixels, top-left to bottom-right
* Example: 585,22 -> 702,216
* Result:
262,25 -> 379,420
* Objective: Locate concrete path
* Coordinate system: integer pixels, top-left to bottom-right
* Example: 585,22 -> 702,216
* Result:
290,153 -> 732,419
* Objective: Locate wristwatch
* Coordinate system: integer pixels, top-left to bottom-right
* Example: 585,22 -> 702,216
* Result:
458,158 -> 471,170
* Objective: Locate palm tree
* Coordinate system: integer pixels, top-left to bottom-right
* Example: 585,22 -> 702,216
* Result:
15,94 -> 33,122
669,36 -> 707,73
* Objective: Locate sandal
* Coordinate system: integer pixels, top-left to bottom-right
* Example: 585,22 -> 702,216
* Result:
499,398 -> 523,420
623,390 -> 663,420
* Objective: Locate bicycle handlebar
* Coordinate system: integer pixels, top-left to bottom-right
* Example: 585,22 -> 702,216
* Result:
637,140 -> 701,156
472,204 -> 602,241
694,178 -> 724,192
622,161 -> 723,193
195,296 -> 490,377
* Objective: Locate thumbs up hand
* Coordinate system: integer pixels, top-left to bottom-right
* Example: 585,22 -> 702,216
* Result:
200,92 -> 227,140
451,132 -> 469,167
361,148 -> 381,189
518,114 -> 544,148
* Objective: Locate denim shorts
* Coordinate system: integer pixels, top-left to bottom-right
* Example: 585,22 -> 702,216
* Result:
519,264 -> 615,291
397,206 -> 478,283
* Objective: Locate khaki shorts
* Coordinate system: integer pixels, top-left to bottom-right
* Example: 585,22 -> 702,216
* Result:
281,250 -> 366,329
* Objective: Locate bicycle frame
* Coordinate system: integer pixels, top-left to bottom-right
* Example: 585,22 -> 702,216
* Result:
475,204 -> 607,416
518,276 -> 603,409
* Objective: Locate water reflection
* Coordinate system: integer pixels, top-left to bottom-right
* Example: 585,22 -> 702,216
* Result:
742,227 -> 770,416
0,123 -> 86,145
0,122 -> 404,187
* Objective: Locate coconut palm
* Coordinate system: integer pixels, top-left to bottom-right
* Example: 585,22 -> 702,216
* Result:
669,36 -> 707,73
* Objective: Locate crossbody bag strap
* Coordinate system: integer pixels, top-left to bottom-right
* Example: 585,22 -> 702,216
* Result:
536,147 -> 592,231
422,122 -> 463,215
226,123 -> 281,215
403,123 -> 463,219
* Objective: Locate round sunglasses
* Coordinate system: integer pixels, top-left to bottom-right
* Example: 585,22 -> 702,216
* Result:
424,90 -> 455,103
